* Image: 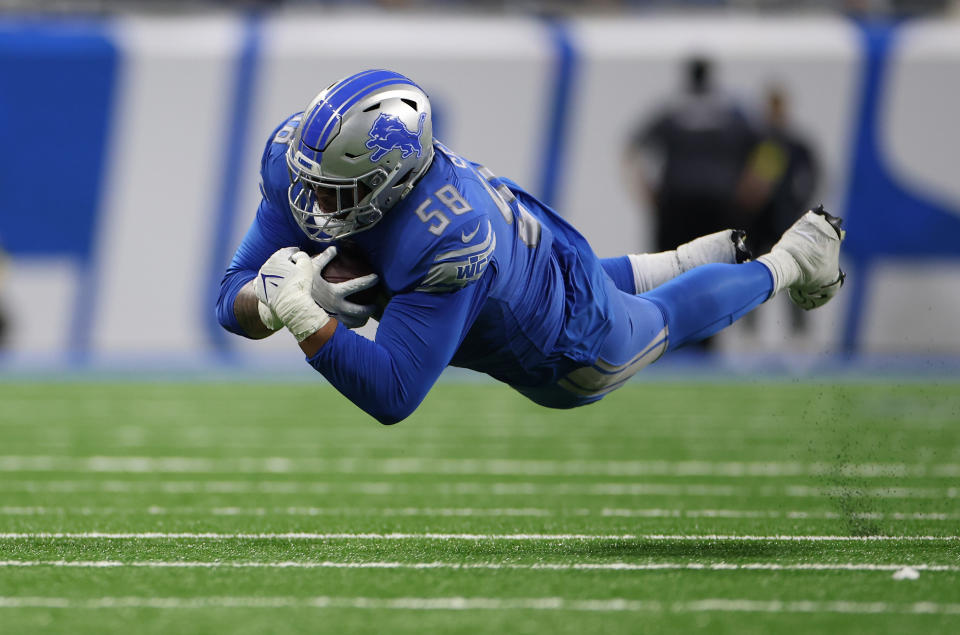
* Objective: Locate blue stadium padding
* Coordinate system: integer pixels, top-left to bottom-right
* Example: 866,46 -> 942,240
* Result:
0,18 -> 118,359
206,12 -> 263,355
841,20 -> 960,352
0,18 -> 117,259
537,17 -> 577,211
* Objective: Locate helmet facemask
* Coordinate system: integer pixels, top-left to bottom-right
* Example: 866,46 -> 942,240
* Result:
287,159 -> 390,241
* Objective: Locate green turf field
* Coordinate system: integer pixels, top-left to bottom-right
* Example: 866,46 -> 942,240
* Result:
0,380 -> 958,634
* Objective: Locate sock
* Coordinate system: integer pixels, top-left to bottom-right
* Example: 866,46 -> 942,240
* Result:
628,251 -> 682,293
628,230 -> 741,293
757,250 -> 801,296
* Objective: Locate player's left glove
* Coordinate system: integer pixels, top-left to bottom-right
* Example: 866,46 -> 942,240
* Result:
253,247 -> 330,342
310,247 -> 380,329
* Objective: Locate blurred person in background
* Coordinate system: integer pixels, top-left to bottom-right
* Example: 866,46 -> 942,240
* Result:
624,55 -> 760,349
736,85 -> 821,334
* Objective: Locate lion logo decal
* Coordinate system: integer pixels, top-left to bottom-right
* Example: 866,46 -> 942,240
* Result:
365,112 -> 426,162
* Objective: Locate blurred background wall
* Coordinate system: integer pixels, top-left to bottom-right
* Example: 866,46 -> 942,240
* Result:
1,1 -> 959,369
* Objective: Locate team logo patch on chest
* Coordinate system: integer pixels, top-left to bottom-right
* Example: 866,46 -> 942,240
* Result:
366,112 -> 426,162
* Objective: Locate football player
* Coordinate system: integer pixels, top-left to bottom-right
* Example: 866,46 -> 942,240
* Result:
216,70 -> 844,424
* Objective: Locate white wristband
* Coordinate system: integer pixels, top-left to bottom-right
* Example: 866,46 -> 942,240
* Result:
275,288 -> 330,342
288,306 -> 329,343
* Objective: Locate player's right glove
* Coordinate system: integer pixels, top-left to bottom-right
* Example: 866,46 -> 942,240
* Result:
253,247 -> 330,342
310,247 -> 380,329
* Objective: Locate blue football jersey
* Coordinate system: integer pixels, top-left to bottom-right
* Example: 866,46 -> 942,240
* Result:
217,114 -> 615,423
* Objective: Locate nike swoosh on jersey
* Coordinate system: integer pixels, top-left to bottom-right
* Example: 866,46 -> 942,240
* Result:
461,222 -> 481,243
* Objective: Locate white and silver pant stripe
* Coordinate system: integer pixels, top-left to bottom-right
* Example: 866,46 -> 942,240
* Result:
557,327 -> 668,398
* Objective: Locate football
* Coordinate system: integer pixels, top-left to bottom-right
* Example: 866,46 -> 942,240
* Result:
320,244 -> 387,308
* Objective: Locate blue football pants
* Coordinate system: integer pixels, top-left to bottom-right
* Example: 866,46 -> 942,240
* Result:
528,259 -> 773,408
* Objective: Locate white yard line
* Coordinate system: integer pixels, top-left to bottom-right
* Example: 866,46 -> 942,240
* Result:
0,456 -> 957,478
0,479 -> 955,499
0,506 -> 957,521
0,506 -> 552,518
0,532 -> 957,541
599,509 -> 960,521
677,599 -> 960,615
0,595 -> 958,614
0,560 -> 957,573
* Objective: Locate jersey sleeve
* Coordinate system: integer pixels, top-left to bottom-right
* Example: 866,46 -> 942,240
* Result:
215,113 -> 309,337
215,198 -> 304,336
305,279 -> 488,425
259,112 -> 303,209
413,217 -> 496,293
305,155 -> 496,423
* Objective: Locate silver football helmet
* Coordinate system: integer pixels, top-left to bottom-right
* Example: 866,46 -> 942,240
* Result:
286,69 -> 435,241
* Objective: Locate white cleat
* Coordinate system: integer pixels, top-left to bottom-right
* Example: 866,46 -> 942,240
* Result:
759,206 -> 846,310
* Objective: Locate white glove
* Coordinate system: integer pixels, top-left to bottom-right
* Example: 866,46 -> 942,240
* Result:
311,247 -> 380,329
253,247 -> 329,342
257,301 -> 283,331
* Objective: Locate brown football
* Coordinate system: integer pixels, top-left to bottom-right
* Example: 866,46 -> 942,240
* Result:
320,244 -> 386,307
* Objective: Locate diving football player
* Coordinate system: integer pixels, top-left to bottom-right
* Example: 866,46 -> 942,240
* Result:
217,70 -> 844,424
